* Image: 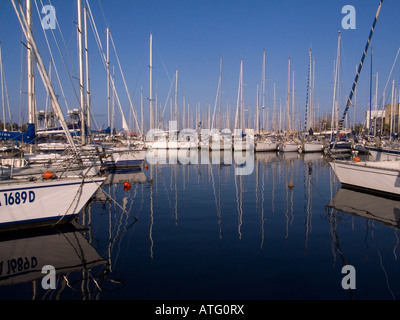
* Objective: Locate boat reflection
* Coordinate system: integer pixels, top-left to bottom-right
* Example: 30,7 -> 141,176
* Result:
0,222 -> 108,299
327,187 -> 400,229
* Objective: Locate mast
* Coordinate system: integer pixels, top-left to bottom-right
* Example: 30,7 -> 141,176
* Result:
256,82 -> 259,134
286,57 -> 291,132
312,58 -> 315,130
84,6 -> 91,138
240,59 -> 244,130
273,82 -> 276,132
218,56 -> 222,131
336,33 -> 340,131
106,27 -> 110,130
292,69 -> 295,132
262,50 -> 266,132
174,69 -> 178,128
0,44 -> 5,131
149,33 -> 153,131
304,49 -> 312,132
369,46 -> 373,133
337,0 -> 383,133
26,0 -> 35,126
141,86 -> 144,137
331,31 -> 340,135
77,0 -> 85,144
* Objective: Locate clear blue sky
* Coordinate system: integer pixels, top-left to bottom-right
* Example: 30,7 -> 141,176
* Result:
0,0 -> 399,132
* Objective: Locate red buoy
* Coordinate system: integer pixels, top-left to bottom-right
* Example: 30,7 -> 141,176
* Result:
123,182 -> 131,191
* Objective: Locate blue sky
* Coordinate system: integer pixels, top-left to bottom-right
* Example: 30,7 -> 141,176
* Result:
0,0 -> 399,132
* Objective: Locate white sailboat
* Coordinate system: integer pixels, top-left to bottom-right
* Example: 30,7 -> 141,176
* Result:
330,158 -> 400,198
232,59 -> 254,151
255,50 -> 278,152
300,49 -> 325,153
0,0 -> 106,230
280,57 -> 299,153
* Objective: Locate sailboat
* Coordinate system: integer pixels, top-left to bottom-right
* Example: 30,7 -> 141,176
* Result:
279,57 -> 299,152
300,49 -> 325,153
255,50 -> 278,152
327,31 -> 352,155
0,0 -> 106,230
330,1 -> 392,197
232,59 -> 254,151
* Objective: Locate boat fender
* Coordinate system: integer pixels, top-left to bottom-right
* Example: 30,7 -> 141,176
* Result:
42,171 -> 54,180
353,156 -> 361,162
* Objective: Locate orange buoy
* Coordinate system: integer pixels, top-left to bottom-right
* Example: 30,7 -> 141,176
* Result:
144,164 -> 149,170
42,171 -> 54,180
354,156 -> 361,162
123,182 -> 131,191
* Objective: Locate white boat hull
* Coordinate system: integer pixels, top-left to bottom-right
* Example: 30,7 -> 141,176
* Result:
301,142 -> 324,153
279,142 -> 299,152
104,149 -> 146,167
233,141 -> 254,151
0,177 -> 105,229
255,141 -> 278,152
330,160 -> 400,197
146,140 -> 198,149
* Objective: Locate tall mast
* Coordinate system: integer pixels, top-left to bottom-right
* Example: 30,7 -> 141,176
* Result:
149,33 -> 153,131
262,50 -> 266,132
369,46 -> 373,133
286,57 -> 291,132
292,69 -> 295,132
106,27 -> 110,130
256,82 -> 259,134
141,86 -> 145,136
26,0 -> 35,125
77,0 -> 85,144
218,56 -> 222,131
337,0 -> 383,133
336,32 -> 340,131
175,70 -> 178,126
305,48 -> 311,131
0,44 -> 5,131
273,82 -> 276,132
312,58 -> 315,130
240,59 -> 244,129
84,6 -> 91,138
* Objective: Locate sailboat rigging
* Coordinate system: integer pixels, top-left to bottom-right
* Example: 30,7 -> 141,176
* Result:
336,0 -> 383,134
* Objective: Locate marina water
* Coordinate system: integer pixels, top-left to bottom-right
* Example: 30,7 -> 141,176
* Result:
1,151 -> 400,300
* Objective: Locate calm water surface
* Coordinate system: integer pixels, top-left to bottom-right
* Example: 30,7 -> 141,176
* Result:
1,151 -> 400,300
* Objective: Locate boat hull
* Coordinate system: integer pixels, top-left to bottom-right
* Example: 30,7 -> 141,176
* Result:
279,142 -> 299,152
301,142 -> 324,153
255,141 -> 278,152
104,149 -> 146,167
330,160 -> 400,198
0,177 -> 105,230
